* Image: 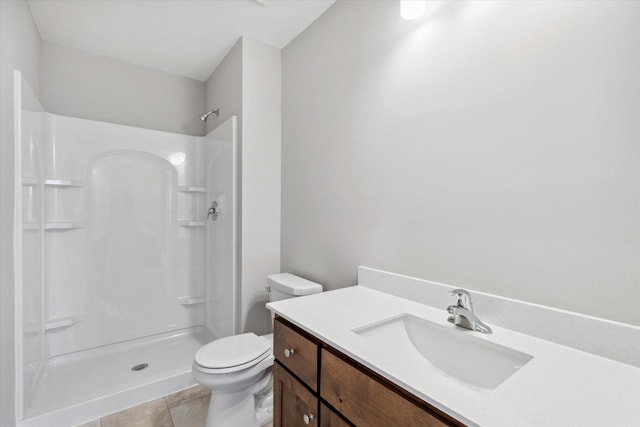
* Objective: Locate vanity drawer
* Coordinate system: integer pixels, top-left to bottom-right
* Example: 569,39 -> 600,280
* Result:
274,317 -> 319,391
321,349 -> 455,427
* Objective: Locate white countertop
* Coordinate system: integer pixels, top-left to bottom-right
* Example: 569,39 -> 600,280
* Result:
267,286 -> 640,427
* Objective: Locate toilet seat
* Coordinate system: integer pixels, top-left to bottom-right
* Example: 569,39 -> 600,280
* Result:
195,333 -> 271,374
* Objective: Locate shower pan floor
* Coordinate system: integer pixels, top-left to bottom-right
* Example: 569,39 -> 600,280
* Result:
25,326 -> 213,422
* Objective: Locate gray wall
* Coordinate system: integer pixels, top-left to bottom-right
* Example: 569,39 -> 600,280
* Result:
282,0 -> 640,325
0,1 -> 42,424
41,42 -> 206,136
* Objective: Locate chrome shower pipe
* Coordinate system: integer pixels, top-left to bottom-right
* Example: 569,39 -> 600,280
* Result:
200,109 -> 220,122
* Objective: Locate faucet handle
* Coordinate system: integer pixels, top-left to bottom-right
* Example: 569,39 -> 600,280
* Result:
449,289 -> 472,309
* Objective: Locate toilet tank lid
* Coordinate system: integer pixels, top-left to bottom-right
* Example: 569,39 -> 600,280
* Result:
267,273 -> 323,296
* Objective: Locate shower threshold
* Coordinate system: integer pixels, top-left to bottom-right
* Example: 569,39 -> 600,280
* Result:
22,326 -> 213,427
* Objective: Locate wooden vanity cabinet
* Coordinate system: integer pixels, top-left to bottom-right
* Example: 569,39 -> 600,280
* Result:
273,317 -> 321,426
273,316 -> 464,427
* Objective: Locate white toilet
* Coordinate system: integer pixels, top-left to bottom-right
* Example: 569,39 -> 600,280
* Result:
192,273 -> 323,427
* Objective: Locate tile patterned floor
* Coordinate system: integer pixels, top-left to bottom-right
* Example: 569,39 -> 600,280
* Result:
77,385 -> 274,427
77,385 -> 211,427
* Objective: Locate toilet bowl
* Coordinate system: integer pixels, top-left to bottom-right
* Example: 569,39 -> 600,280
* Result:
192,333 -> 274,427
192,273 -> 323,427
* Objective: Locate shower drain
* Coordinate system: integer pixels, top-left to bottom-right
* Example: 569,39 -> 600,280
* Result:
131,363 -> 149,371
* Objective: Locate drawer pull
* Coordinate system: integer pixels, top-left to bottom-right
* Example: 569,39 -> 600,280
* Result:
303,413 -> 314,424
284,348 -> 295,358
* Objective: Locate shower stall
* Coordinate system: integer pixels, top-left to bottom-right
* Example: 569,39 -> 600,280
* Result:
13,71 -> 238,427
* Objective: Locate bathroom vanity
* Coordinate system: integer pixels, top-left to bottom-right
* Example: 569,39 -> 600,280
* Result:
267,272 -> 640,427
273,316 -> 462,426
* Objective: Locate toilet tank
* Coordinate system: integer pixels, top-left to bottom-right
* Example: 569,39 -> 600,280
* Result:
267,273 -> 323,303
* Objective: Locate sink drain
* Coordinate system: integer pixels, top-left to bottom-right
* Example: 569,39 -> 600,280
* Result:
131,363 -> 149,371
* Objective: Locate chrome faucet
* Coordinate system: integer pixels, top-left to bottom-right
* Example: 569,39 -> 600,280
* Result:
447,289 -> 492,334
207,201 -> 220,221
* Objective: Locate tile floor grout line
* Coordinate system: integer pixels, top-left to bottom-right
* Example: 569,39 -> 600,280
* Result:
165,396 -> 178,427
162,397 -> 176,427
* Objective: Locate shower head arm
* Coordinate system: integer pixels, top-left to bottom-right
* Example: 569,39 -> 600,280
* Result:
200,109 -> 220,122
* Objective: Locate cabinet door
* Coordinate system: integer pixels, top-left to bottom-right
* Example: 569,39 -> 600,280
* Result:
320,403 -> 352,427
274,362 -> 318,427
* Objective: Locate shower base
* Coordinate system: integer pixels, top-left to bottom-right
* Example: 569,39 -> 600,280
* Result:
21,326 -> 213,427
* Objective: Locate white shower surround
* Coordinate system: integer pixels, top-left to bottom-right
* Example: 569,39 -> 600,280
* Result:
14,71 -> 238,426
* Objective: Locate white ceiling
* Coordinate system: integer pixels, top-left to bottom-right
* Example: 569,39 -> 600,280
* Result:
28,0 -> 335,82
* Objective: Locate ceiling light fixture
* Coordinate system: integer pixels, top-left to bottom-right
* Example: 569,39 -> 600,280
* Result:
400,0 -> 427,21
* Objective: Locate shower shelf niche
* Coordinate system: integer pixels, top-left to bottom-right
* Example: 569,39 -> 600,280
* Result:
44,178 -> 83,187
178,185 -> 207,227
23,177 -> 84,187
177,186 -> 206,193
23,322 -> 40,335
45,316 -> 83,331
23,316 -> 83,334
22,177 -> 38,186
178,220 -> 206,227
24,222 -> 84,231
45,222 -> 83,230
177,296 -> 206,306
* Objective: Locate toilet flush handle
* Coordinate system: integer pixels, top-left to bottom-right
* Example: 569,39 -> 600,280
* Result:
284,348 -> 295,358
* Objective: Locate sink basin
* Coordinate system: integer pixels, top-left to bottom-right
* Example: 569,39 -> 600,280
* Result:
352,314 -> 533,390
